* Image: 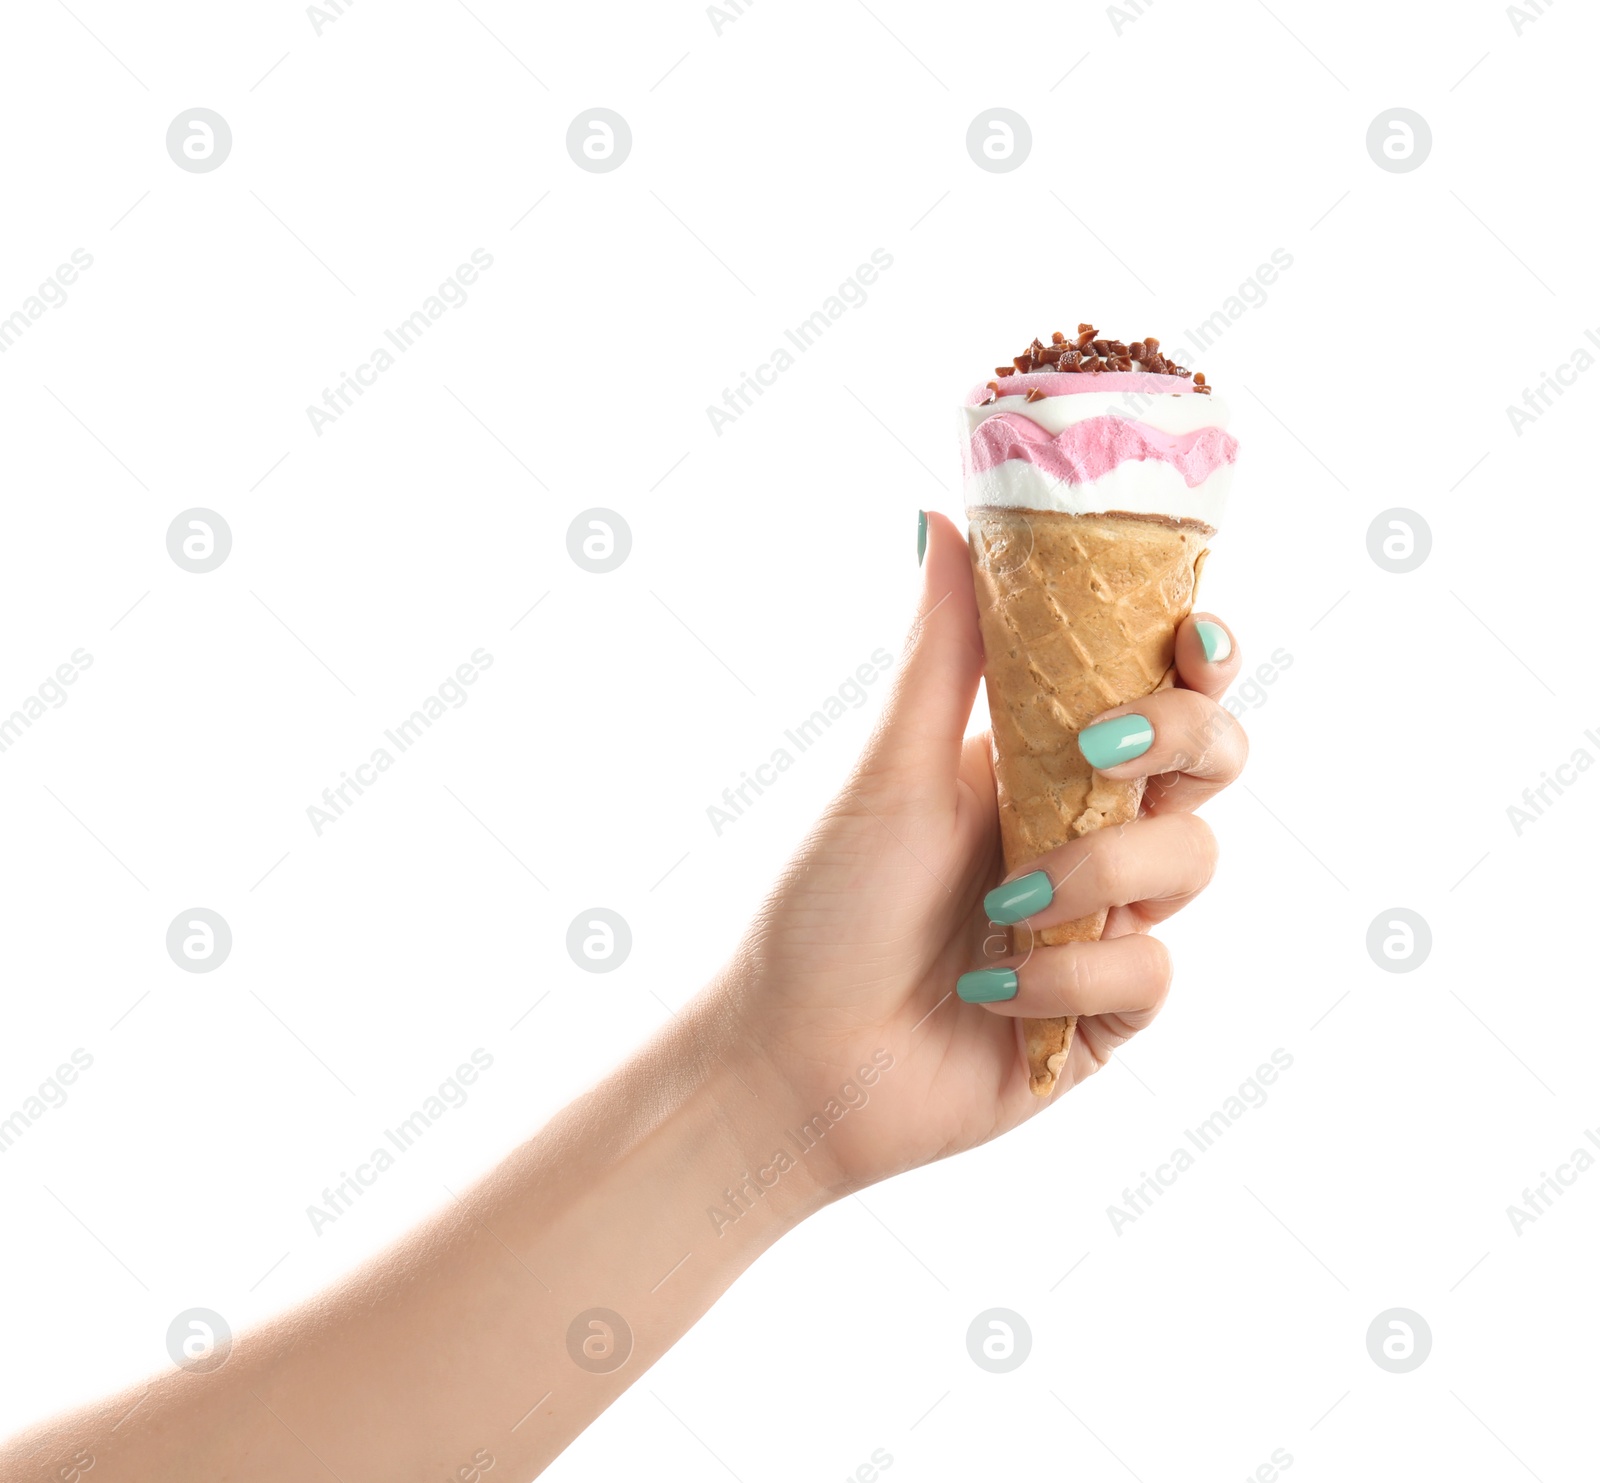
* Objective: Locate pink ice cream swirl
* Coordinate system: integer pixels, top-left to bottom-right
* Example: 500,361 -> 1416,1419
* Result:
968,411 -> 1238,490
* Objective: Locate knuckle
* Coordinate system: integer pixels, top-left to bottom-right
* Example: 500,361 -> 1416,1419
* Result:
1143,936 -> 1174,1001
1182,695 -> 1243,773
1062,944 -> 1093,1003
1202,706 -> 1247,775
1089,832 -> 1134,905
1043,947 -> 1094,1017
1180,814 -> 1221,886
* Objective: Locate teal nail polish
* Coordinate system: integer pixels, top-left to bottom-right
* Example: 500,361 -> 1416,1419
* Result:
958,967 -> 1019,1004
1194,619 -> 1232,663
1079,713 -> 1154,770
917,510 -> 927,566
984,870 -> 1053,926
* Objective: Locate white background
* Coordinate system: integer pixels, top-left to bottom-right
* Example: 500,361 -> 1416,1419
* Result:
2,0 -> 1596,1477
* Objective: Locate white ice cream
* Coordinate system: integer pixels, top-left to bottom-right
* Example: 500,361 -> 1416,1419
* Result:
960,378 -> 1237,532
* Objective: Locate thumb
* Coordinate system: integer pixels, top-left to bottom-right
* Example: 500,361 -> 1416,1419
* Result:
854,511 -> 986,805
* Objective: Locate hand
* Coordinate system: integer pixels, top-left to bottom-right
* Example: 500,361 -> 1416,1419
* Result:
719,511 -> 1249,1197
0,511 -> 1249,1483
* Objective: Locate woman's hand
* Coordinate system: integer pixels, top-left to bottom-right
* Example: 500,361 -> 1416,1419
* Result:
721,511 -> 1248,1197
0,511 -> 1248,1483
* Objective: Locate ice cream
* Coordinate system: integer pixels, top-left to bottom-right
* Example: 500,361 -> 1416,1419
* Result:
963,328 -> 1235,1095
961,335 -> 1237,532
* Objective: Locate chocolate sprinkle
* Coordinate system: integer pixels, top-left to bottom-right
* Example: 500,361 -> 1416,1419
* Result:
994,326 -> 1211,392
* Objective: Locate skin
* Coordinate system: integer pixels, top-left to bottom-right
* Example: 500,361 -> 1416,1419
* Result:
0,511 -> 1246,1482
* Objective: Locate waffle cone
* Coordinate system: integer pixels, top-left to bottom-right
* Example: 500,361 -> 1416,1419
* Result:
968,507 -> 1209,1095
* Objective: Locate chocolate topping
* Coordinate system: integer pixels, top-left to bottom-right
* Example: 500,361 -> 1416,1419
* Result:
995,326 -> 1212,393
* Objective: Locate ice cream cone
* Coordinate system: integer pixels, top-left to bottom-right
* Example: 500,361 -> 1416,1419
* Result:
968,506 -> 1209,1095
957,328 -> 1237,1095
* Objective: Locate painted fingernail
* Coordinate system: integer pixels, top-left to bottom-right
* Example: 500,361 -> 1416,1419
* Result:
917,510 -> 927,566
957,967 -> 1018,1003
1195,619 -> 1232,663
984,870 -> 1053,926
1079,713 -> 1154,770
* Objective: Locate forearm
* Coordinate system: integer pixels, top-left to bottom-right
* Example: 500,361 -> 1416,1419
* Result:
3,983 -> 828,1482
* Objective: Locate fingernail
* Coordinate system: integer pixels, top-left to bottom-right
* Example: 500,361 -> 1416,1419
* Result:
917,510 -> 927,566
1195,619 -> 1232,663
1079,713 -> 1154,770
984,870 -> 1053,926
958,967 -> 1018,1003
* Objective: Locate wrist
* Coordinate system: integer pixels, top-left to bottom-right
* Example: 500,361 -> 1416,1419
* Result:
681,998 -> 839,1239
690,971 -> 900,1212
